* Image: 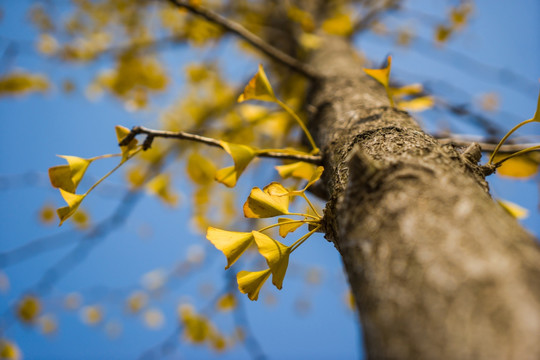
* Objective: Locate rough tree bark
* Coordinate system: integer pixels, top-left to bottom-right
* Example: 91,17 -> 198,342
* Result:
307,36 -> 540,360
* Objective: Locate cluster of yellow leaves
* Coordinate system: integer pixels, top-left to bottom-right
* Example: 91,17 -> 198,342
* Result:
178,304 -> 229,352
435,2 -> 473,44
48,126 -> 140,226
363,57 -> 434,112
91,54 -> 168,110
0,71 -> 49,97
207,165 -> 324,301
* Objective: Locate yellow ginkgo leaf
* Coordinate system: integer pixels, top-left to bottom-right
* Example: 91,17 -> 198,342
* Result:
237,64 -> 276,103
363,56 -> 394,106
16,296 -> 41,323
0,339 -> 21,360
237,269 -> 272,301
363,56 -> 392,88
115,125 -> 139,161
277,218 -> 304,237
57,189 -> 86,226
243,182 -> 290,218
179,305 -> 213,344
397,96 -> 435,112
390,83 -> 423,98
252,231 -> 291,290
146,174 -> 179,206
275,161 -> 317,181
49,155 -> 93,193
210,333 -> 227,352
493,154 -> 539,178
321,12 -> 353,37
215,141 -> 257,187
216,293 -> 237,312
304,166 -> 324,190
206,227 -> 254,269
186,152 -> 216,185
497,199 -> 528,219
435,25 -> 452,43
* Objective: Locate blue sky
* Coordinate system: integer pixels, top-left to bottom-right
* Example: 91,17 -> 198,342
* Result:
0,0 -> 539,359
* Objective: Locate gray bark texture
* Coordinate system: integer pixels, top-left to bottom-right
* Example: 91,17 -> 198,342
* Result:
306,37 -> 540,360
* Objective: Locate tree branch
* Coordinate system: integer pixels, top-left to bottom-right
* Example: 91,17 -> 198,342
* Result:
120,126 -> 322,164
164,0 -> 318,79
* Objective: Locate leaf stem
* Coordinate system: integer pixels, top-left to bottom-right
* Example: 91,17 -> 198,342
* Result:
493,145 -> 540,167
300,192 -> 321,218
276,99 -> 319,154
257,219 -> 312,233
290,225 -> 321,252
488,118 -> 536,164
84,148 -> 142,196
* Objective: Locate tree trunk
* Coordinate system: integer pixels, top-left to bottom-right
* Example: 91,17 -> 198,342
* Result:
307,36 -> 540,360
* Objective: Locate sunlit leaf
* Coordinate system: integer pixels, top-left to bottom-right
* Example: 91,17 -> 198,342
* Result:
321,12 -> 353,37
179,305 -> 212,344
72,208 -> 90,229
39,204 -> 56,224
216,293 -> 237,312
286,6 -> 315,32
304,166 -> 324,190
215,141 -> 257,187
237,64 -> 276,103
494,154 -> 539,178
252,231 -> 291,289
497,199 -> 529,219
36,34 -> 59,55
277,218 -> 304,237
49,155 -> 93,193
363,56 -> 392,88
16,296 -> 41,324
186,152 -> 216,185
363,56 -> 394,106
390,83 -> 423,98
237,269 -> 272,301
115,125 -> 139,161
206,227 -> 254,269
397,96 -> 434,112
210,333 -> 227,352
243,183 -> 290,218
0,71 -> 49,97
0,339 -> 21,360
299,32 -> 322,50
275,161 -> 317,181
146,174 -> 179,206
435,25 -> 452,43
57,189 -> 86,226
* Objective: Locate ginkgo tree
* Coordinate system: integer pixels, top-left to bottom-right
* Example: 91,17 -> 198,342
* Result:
1,1 -> 540,360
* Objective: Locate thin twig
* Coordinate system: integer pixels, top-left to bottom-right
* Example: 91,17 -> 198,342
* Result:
121,126 -> 323,164
437,136 -> 540,154
164,0 -> 318,79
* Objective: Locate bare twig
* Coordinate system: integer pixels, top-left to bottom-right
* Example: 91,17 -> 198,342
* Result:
164,0 -> 318,79
121,126 -> 323,164
437,135 -> 540,154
